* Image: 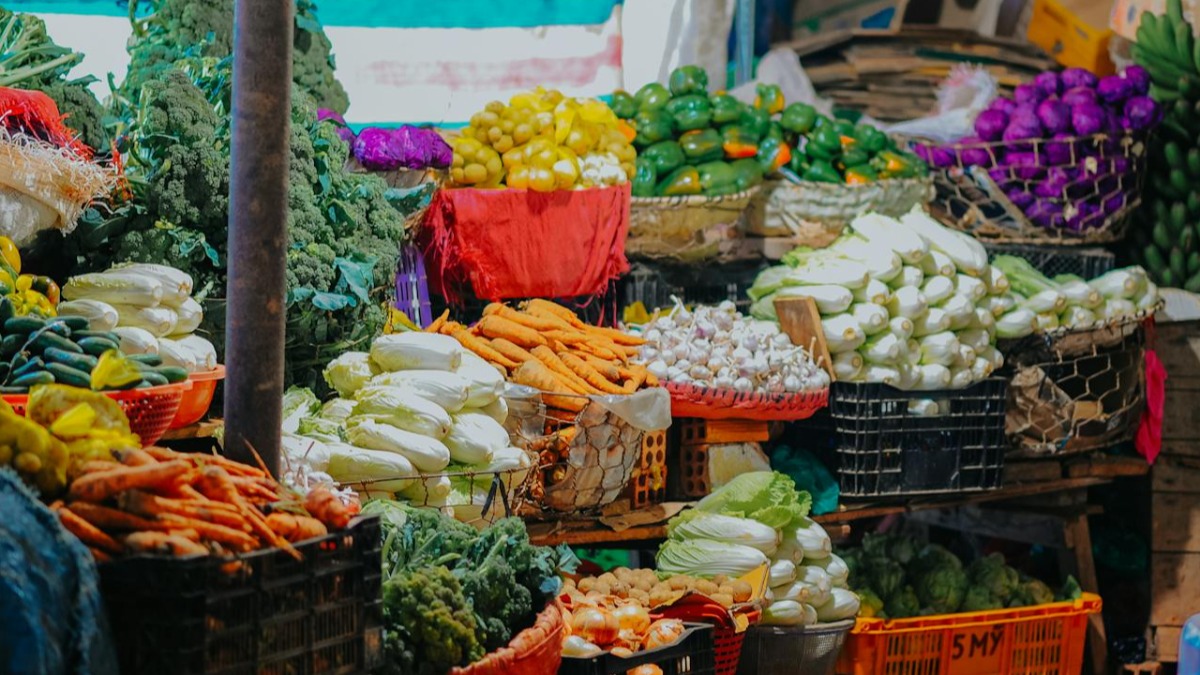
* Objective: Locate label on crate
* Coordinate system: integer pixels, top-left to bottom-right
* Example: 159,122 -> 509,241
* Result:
947,624 -> 1006,674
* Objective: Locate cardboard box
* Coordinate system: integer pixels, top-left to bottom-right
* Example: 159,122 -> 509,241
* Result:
1110,0 -> 1200,41
1027,0 -> 1117,74
793,0 -> 908,37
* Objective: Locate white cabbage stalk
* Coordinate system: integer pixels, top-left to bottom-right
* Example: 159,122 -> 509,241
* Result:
957,329 -> 990,353
668,512 -> 781,555
110,327 -> 158,356
850,302 -> 889,335
863,365 -> 901,385
1104,298 -> 1137,319
769,559 -> 798,587
954,274 -> 987,303
479,396 -> 509,425
157,336 -> 199,371
949,367 -> 974,389
1024,289 -> 1067,314
1058,280 -> 1102,308
656,538 -> 770,579
941,294 -> 975,330
954,344 -> 977,368
888,316 -> 914,340
895,266 -> 925,289
785,255 -> 871,289
762,600 -> 817,626
921,249 -> 956,278
370,369 -> 471,412
177,335 -> 217,371
996,308 -> 1037,339
326,445 -> 417,493
833,351 -> 863,381
1089,268 -> 1145,299
918,332 -> 960,366
353,385 -> 453,438
807,554 -> 850,589
795,565 -> 833,607
984,294 -> 1016,318
971,356 -> 994,380
1035,312 -> 1060,331
399,474 -> 452,503
170,297 -> 204,335
851,212 -> 929,264
986,265 -> 1011,295
63,271 -> 164,307
108,263 -> 193,306
862,333 -> 903,365
853,279 -> 892,305
921,276 -> 955,305
370,332 -> 464,372
776,517 -> 832,562
346,419 -> 451,472
324,351 -> 376,398
455,352 -> 505,407
912,307 -> 949,337
815,588 -> 861,622
905,339 -> 921,365
778,284 -> 853,314
1061,306 -> 1098,329
980,346 -> 1005,369
971,307 -> 995,330
113,303 -> 177,337
886,286 -> 928,319
821,314 -> 866,354
444,411 -> 509,464
57,299 -> 118,332
829,233 -> 904,282
770,581 -> 811,604
1137,281 -> 1160,311
898,206 -> 988,276
914,363 -> 951,390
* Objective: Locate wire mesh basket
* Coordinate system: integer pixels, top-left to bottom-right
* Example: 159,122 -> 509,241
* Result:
746,177 -> 933,240
736,620 -> 854,675
914,130 -> 1148,245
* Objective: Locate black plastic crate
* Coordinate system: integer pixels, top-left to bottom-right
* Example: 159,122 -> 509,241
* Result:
803,378 -> 1008,499
101,515 -> 383,675
560,623 -> 715,675
985,243 -> 1115,280
618,261 -> 767,314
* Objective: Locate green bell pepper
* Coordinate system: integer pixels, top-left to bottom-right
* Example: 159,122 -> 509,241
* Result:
740,106 -> 771,139
788,151 -> 811,177
843,164 -> 878,185
657,165 -> 703,196
834,119 -> 857,138
806,125 -> 843,161
642,140 -> 686,175
757,136 -> 792,173
802,160 -> 842,183
668,65 -> 709,97
780,103 -> 817,134
665,94 -> 713,132
610,90 -> 638,119
679,129 -> 724,163
634,83 -> 671,112
633,158 -> 658,196
754,83 -> 785,115
872,149 -> 924,179
720,125 -> 760,159
710,93 -> 743,125
730,158 -> 765,192
765,122 -> 784,143
854,124 -> 888,154
839,147 -> 869,168
696,161 -> 739,195
633,109 -> 675,147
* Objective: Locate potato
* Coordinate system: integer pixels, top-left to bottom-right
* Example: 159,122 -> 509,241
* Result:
696,580 -> 719,597
667,576 -> 692,591
730,580 -> 753,603
711,593 -> 734,608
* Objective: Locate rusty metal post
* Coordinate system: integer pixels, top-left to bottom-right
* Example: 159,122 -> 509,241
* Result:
223,0 -> 293,473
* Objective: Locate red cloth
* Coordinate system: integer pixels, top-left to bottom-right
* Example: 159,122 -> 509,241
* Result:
0,87 -> 92,158
1136,347 -> 1166,464
420,183 -> 630,302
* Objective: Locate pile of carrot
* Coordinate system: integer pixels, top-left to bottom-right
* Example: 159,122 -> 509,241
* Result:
52,447 -> 360,563
426,299 -> 656,414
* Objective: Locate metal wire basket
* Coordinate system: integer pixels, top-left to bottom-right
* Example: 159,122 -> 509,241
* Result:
736,620 -> 854,675
343,460 -> 536,528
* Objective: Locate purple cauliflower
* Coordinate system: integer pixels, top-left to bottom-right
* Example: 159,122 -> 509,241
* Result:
318,108 -> 357,145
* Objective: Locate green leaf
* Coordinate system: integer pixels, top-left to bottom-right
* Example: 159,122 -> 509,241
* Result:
311,291 -> 353,311
333,255 -> 377,304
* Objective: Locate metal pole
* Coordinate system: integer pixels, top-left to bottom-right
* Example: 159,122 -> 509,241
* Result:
734,0 -> 756,86
224,0 -> 293,474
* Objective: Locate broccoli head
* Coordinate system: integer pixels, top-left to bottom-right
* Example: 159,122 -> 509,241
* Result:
381,567 -> 484,675
36,79 -> 109,153
293,0 -> 350,113
884,585 -> 921,619
914,564 -> 968,614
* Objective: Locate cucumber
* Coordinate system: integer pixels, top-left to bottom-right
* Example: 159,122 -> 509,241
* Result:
1189,251 -> 1200,275
11,357 -> 43,379
1145,245 -> 1168,276
3,316 -> 44,334
1154,221 -> 1173,249
72,330 -> 122,342
139,371 -> 169,387
1188,192 -> 1200,217
9,353 -> 27,371
12,371 -> 54,387
1171,168 -> 1191,194
45,362 -> 91,388
1165,141 -> 1184,166
1154,198 -> 1172,223
1188,149 -> 1200,178
1169,203 -> 1189,234
0,386 -> 27,394
1187,271 -> 1200,293
0,362 -> 8,382
76,337 -> 119,357
56,316 -> 89,332
128,353 -> 163,367
43,347 -> 98,372
152,365 -> 189,384
0,297 -> 12,325
1,333 -> 23,358
31,332 -> 82,354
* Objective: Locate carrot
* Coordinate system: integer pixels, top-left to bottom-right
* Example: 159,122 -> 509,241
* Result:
305,486 -> 357,530
645,371 -> 659,387
88,547 -> 114,563
68,460 -> 191,503
583,324 -> 646,346
575,341 -> 621,362
174,484 -> 210,502
488,304 -> 568,332
582,354 -> 622,382
228,475 -> 281,500
144,446 -> 266,478
531,346 -> 596,395
439,320 -> 465,336
524,299 -> 586,327
477,315 -> 548,348
452,329 -> 519,369
197,467 -> 301,560
618,365 -> 648,391
117,448 -> 158,466
266,512 -> 329,542
159,514 -> 260,551
59,507 -> 123,554
426,309 -> 450,334
120,491 -> 250,531
123,531 -> 209,557
489,338 -> 536,364
68,502 -> 168,532
543,329 -> 587,345
561,353 -> 627,395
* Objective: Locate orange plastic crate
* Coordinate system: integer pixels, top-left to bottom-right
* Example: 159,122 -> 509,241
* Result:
836,594 -> 1102,675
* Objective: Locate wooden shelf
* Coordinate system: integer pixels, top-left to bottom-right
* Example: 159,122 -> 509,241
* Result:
159,419 -> 224,442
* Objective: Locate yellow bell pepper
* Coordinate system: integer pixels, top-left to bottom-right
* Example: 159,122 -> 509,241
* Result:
0,236 -> 19,275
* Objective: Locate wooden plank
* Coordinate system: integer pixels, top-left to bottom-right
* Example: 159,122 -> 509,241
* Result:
1061,513 -> 1107,675
1152,492 -> 1200,552
1161,383 -> 1200,440
1150,625 -> 1181,663
1152,454 -> 1200,493
1004,459 -> 1063,484
1153,320 -> 1200,375
1066,455 -> 1151,479
527,522 -> 667,547
1161,440 -> 1200,458
1150,552 -> 1200,625
159,419 -> 224,441
775,295 -> 834,380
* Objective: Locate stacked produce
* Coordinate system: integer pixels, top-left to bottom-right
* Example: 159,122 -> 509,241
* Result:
1130,0 -> 1200,289
283,331 -> 533,522
60,264 -> 217,373
559,587 -> 689,658
631,299 -> 830,394
992,256 -> 1159,331
656,471 -> 859,626
749,207 -> 1011,390
364,500 -> 568,674
917,66 -> 1158,234
778,103 -> 927,184
841,533 -> 1083,618
618,67 -> 776,197
450,88 -> 635,190
563,568 -> 754,611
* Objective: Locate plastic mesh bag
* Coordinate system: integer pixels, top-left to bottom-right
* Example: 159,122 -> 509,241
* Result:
0,468 -> 117,675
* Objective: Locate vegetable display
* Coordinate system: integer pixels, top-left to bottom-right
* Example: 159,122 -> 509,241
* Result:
917,66 -> 1158,235
364,500 -> 569,674
992,256 -> 1159,331
619,66 -> 769,197
656,471 -> 860,626
1130,0 -> 1200,289
779,104 -> 927,184
841,533 -> 1083,618
450,88 -> 635,190
61,263 -> 218,373
631,299 -> 829,394
749,207 -> 1010,390
332,116 -> 452,172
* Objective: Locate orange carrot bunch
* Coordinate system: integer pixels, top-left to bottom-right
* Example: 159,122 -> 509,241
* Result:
427,299 -> 656,415
52,447 -> 359,564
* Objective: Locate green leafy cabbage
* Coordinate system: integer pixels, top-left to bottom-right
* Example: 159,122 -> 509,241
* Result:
693,471 -> 812,530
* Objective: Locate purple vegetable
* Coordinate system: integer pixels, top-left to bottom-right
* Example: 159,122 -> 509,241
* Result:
1027,199 -> 1065,229
1111,155 -> 1130,174
389,125 -> 453,170
1122,95 -> 1162,131
958,136 -> 993,167
928,145 -> 956,168
318,108 -> 357,145
1071,102 -> 1107,136
1122,65 -> 1151,95
988,97 -> 1018,116
1003,120 -> 1042,142
1061,87 -> 1098,107
1061,68 -> 1099,90
1014,82 -> 1047,106
974,109 -> 1009,141
1103,192 -> 1128,215
1066,201 -> 1101,232
1097,75 -> 1132,105
1033,72 -> 1061,98
353,127 -> 399,170
1003,151 -> 1046,181
1045,133 -> 1074,165
1006,187 -> 1035,209
1034,167 -> 1073,199
1036,99 -> 1072,134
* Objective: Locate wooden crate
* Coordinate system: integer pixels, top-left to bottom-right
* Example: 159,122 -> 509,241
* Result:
1151,454 -> 1200,493
1150,492 -> 1200,552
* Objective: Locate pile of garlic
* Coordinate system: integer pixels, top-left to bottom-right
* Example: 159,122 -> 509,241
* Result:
632,300 -> 829,395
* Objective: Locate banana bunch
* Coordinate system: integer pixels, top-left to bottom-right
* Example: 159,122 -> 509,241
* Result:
1130,0 -> 1200,290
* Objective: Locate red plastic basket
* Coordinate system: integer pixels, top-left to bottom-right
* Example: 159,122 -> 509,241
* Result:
4,381 -> 192,447
169,365 -> 225,430
656,603 -> 761,675
836,594 -> 1102,675
667,382 -> 829,421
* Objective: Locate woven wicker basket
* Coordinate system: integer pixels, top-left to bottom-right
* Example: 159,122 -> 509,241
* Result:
451,602 -> 564,675
627,187 -> 759,263
746,177 -> 933,244
348,158 -> 445,230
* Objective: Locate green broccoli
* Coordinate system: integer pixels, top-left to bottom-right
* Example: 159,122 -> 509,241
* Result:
914,564 -> 968,614
293,0 -> 350,113
884,585 -> 921,619
37,79 -> 109,152
967,553 -> 1020,604
381,567 -> 485,675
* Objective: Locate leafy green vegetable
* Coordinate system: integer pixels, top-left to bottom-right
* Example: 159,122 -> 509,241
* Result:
961,585 -> 1004,612
884,585 -> 920,618
967,552 -> 1020,603
861,556 -> 906,599
693,471 -> 812,529
381,567 -> 484,675
914,564 -> 968,614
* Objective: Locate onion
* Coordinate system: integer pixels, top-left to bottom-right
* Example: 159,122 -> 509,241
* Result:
572,606 -> 619,646
562,635 -> 603,657
643,619 -> 686,650
612,603 -> 651,634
